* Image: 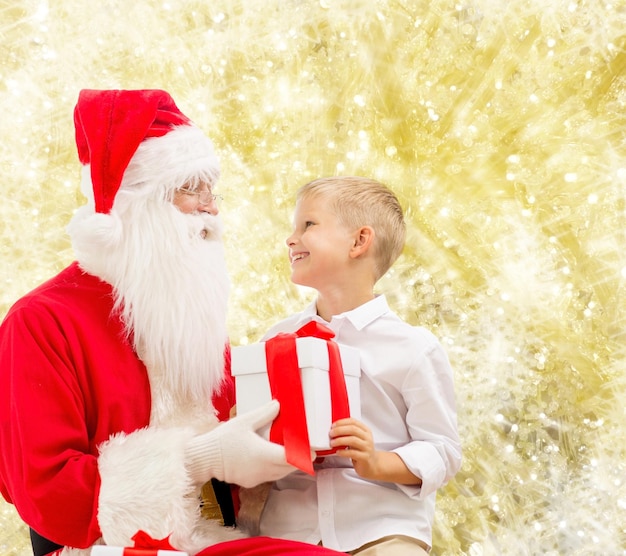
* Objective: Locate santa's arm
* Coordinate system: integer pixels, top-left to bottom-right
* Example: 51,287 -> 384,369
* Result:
0,306 -> 105,548
99,401 -> 295,548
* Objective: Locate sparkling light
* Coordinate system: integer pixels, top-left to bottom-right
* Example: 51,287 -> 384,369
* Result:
1,1 -> 626,555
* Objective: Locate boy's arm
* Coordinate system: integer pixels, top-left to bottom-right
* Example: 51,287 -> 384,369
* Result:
393,338 -> 462,496
329,418 -> 423,485
332,335 -> 461,496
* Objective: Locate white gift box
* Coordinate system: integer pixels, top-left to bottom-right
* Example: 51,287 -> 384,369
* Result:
91,547 -> 188,556
231,336 -> 361,451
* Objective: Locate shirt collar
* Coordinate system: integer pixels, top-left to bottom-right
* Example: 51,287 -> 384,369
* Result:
295,294 -> 389,331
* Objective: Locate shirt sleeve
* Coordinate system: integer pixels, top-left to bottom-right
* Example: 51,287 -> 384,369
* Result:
392,331 -> 462,499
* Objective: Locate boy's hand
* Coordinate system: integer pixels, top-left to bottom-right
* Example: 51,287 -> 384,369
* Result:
329,417 -> 423,486
329,418 -> 380,480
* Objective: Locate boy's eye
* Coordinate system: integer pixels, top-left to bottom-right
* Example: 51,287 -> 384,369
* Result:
304,221 -> 314,228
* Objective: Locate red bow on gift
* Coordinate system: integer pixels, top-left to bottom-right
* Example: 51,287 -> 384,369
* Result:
131,530 -> 176,551
87,531 -> 183,556
264,321 -> 351,475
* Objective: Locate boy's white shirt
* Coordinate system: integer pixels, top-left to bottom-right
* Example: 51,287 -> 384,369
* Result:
251,294 -> 462,552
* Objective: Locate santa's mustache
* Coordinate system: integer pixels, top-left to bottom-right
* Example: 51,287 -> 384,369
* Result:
185,211 -> 223,241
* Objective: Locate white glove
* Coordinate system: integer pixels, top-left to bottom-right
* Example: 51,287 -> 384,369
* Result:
185,399 -> 296,488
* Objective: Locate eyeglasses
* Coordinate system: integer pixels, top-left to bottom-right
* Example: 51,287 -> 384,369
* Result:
176,187 -> 223,206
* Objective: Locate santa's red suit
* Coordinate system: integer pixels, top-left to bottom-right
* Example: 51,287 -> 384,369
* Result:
0,262 -> 232,547
0,89 -> 343,556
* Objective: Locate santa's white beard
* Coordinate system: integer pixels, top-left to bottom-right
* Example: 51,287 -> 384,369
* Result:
68,193 -> 230,422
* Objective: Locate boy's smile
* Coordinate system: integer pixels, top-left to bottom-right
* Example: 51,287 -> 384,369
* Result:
289,251 -> 309,264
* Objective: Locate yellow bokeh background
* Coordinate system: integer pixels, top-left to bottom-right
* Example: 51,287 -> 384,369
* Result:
1,1 -> 625,554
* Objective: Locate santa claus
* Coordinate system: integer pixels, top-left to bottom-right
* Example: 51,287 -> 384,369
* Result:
0,89 -> 342,556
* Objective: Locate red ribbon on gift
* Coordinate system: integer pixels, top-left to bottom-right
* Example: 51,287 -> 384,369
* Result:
264,321 -> 351,475
121,549 -> 168,556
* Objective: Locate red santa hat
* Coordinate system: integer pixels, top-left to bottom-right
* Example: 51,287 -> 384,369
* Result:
73,89 -> 217,214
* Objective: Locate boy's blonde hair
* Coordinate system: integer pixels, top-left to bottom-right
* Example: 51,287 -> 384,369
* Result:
297,176 -> 406,281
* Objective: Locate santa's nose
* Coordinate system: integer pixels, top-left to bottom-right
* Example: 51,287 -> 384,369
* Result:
199,197 -> 219,216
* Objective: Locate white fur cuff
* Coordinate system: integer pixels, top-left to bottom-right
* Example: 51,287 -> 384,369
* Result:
97,426 -> 196,548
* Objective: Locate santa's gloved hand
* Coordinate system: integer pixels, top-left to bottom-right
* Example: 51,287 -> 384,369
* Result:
185,399 -> 296,488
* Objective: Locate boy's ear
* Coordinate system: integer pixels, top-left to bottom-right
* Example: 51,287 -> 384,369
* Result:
349,226 -> 375,258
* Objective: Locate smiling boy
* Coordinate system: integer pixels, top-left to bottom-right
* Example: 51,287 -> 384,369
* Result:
252,176 -> 462,555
